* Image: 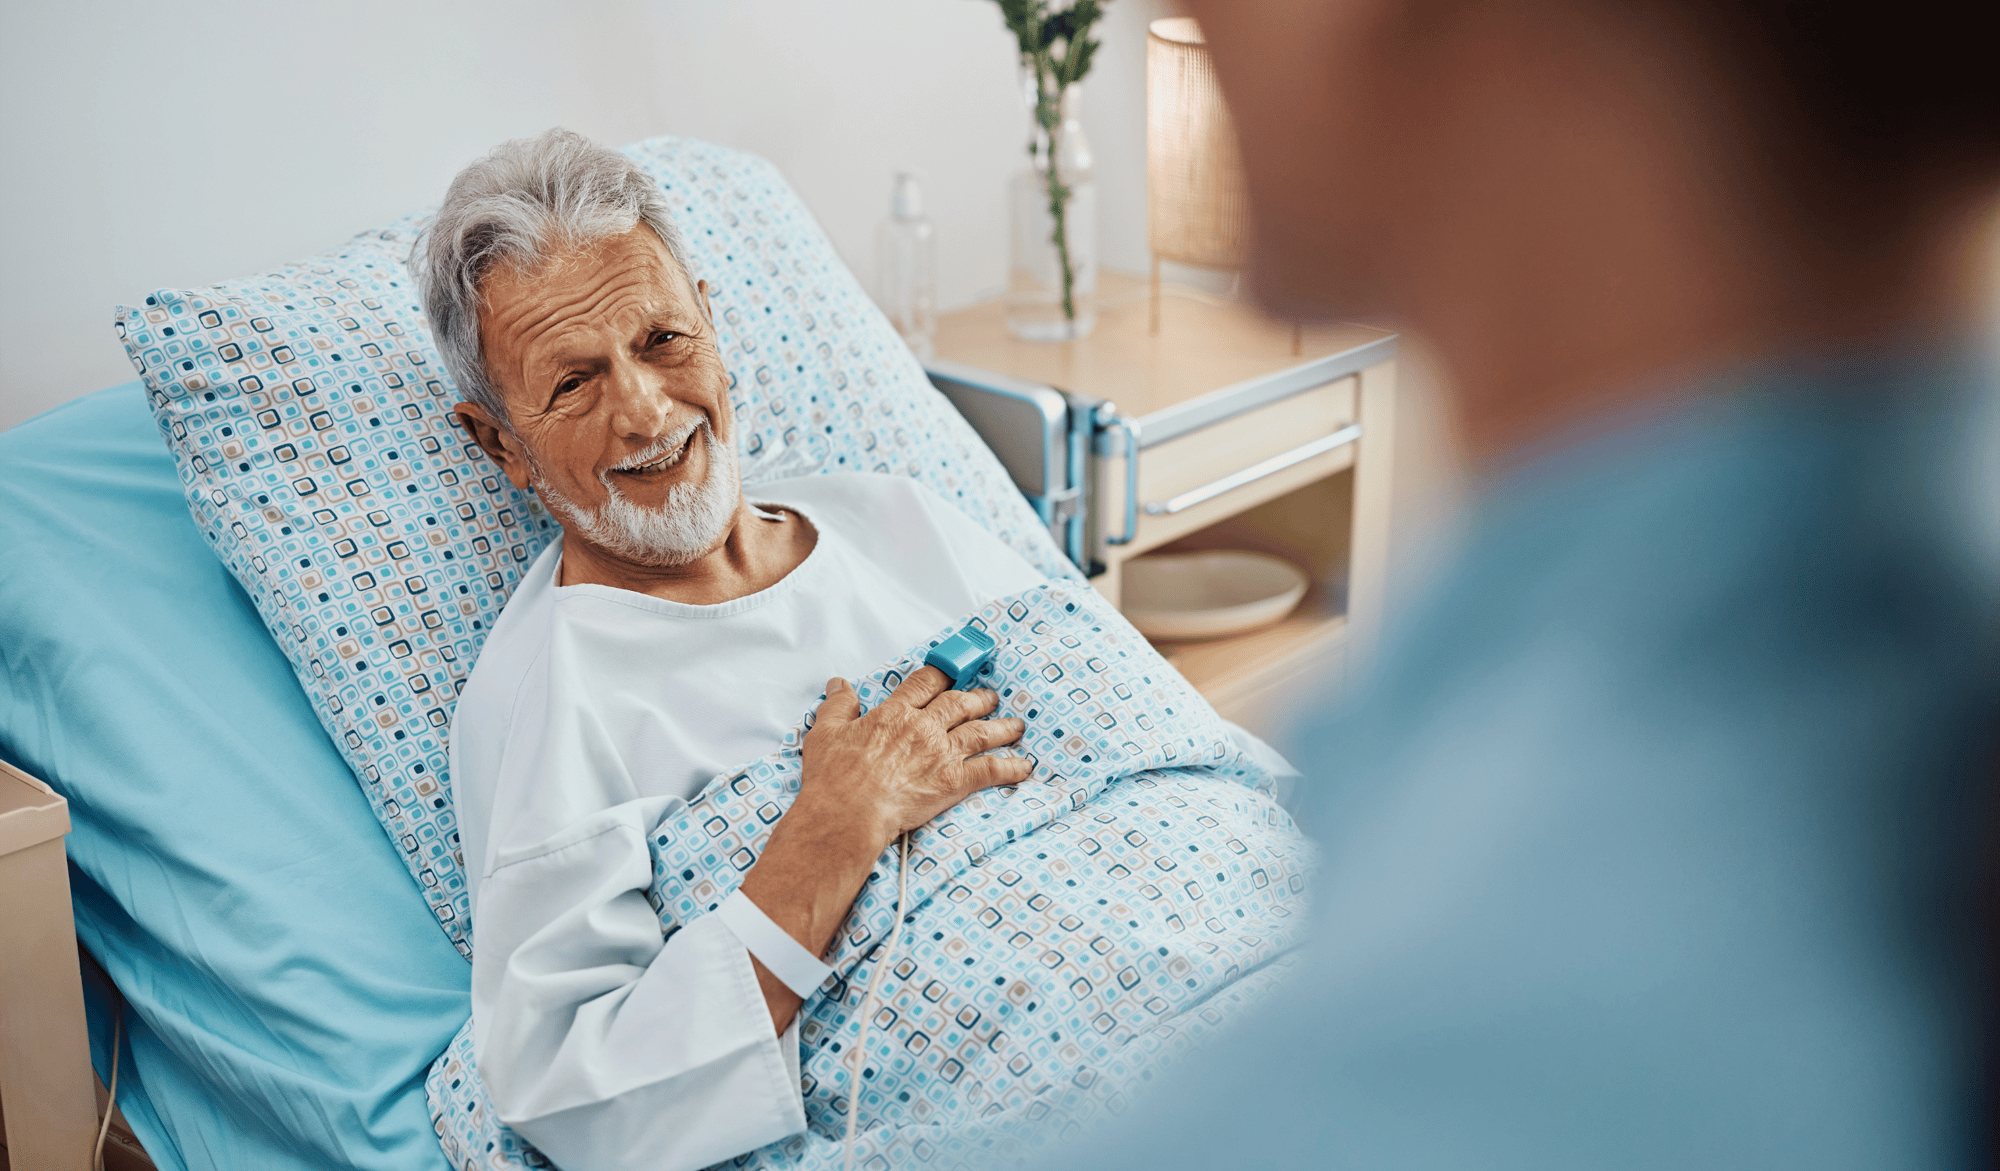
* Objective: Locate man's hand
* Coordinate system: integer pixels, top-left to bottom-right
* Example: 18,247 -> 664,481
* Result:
737,665 -> 1031,1032
802,666 -> 1031,854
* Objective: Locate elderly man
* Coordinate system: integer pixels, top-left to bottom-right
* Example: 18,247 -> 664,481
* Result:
421,130 -> 1050,1171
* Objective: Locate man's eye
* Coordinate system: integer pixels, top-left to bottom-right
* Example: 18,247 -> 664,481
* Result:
649,331 -> 679,347
556,377 -> 583,396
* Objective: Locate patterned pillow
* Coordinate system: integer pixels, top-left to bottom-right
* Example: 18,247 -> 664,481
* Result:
117,136 -> 1077,958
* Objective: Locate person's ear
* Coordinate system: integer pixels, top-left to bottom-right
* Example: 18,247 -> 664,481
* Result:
696,278 -> 712,324
454,401 -> 534,492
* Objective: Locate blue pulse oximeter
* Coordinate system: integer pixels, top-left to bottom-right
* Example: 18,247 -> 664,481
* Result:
924,623 -> 997,690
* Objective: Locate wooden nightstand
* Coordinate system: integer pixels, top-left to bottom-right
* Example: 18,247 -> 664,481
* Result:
927,271 -> 1397,738
0,759 -> 98,1171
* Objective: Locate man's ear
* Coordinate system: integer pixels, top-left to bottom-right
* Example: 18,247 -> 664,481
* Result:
454,401 -> 535,492
696,278 -> 712,323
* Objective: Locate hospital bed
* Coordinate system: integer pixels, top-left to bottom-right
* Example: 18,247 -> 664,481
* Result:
0,137 -> 1313,1171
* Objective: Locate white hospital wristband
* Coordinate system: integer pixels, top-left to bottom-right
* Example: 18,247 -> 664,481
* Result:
716,889 -> 833,999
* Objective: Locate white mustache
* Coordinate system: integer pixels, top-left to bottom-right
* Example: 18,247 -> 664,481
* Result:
606,416 -> 706,478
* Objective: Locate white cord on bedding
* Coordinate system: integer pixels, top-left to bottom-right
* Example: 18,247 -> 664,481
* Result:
94,1003 -> 122,1171
843,830 -> 912,1171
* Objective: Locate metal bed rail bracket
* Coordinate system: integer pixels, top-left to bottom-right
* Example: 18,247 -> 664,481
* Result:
926,360 -> 1092,570
1091,404 -> 1142,546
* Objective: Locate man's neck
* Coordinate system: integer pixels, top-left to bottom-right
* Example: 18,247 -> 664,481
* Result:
556,500 -> 819,606
1429,198 -> 1993,474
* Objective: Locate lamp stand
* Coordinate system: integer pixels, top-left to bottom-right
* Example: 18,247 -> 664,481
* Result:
1149,254 -> 1162,335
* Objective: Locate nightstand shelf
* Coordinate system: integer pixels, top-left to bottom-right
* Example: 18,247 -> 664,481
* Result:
1161,600 -> 1348,714
1140,468 -> 1361,728
929,270 -> 1396,738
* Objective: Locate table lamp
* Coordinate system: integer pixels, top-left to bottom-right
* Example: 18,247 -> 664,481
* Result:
1146,17 -> 1250,336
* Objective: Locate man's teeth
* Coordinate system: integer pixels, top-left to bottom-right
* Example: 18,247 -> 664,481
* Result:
621,439 -> 689,473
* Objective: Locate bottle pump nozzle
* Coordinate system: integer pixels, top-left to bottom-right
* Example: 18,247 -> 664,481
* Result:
891,170 -> 926,220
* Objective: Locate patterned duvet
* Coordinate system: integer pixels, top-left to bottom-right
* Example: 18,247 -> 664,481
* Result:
427,581 -> 1313,1169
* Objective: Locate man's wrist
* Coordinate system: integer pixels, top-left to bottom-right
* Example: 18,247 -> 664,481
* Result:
786,780 -> 896,861
741,787 -> 891,957
717,890 -> 834,997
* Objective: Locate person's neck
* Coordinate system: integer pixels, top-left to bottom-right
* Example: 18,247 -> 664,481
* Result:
1428,197 -> 1993,473
556,499 -> 818,605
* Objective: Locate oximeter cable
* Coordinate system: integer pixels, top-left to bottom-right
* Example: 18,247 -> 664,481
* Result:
843,829 -> 911,1171
844,627 -> 993,1167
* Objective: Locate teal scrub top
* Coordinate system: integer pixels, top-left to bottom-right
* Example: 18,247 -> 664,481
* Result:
1054,347 -> 2000,1169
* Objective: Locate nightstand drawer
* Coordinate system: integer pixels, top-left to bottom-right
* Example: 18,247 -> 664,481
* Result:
1091,371 -> 1364,559
1127,374 -> 1358,551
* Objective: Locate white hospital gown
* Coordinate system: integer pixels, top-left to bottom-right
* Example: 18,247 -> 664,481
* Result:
449,472 -> 1046,1171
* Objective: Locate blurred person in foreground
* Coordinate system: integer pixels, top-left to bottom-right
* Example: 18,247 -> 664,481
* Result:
1053,1 -> 2000,1167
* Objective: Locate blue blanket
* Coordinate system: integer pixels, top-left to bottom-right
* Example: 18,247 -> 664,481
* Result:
427,582 -> 1312,1169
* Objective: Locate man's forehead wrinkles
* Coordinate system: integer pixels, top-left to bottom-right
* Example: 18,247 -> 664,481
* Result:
496,268 -> 684,367
528,290 -> 671,368
490,253 -> 667,333
510,282 -> 638,343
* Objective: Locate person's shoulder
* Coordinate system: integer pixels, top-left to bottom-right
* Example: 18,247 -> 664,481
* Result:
745,471 -> 938,540
770,473 -> 1006,544
749,472 -> 1044,597
750,470 -> 929,512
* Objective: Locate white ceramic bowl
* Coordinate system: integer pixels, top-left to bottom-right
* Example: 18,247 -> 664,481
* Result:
1121,550 -> 1309,640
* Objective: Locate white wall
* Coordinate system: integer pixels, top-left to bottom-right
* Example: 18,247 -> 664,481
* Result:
0,0 -> 1169,431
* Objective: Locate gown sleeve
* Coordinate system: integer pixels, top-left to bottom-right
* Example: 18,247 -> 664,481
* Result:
471,798 -> 809,1171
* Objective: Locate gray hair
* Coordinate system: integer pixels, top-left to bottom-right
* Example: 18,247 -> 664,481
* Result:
412,128 -> 692,424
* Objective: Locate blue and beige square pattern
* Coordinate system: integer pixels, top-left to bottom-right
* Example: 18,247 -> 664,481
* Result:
117,136 -> 1078,959
427,580 -> 1311,1171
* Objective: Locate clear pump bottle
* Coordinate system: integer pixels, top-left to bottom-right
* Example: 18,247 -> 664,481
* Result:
876,171 -> 937,361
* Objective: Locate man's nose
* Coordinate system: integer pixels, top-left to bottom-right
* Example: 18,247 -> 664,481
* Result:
602,355 -> 675,439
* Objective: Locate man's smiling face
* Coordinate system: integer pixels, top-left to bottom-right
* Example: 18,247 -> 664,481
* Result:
458,223 -> 742,569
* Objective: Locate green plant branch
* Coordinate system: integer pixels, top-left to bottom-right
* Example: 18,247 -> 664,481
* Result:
996,0 -> 1105,327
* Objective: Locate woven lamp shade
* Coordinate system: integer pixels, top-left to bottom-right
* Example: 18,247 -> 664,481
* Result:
1147,17 -> 1249,272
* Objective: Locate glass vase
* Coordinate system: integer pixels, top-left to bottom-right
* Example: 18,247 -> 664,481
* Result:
1007,84 -> 1097,341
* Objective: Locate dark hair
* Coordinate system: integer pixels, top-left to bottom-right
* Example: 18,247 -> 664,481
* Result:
1693,3 -> 2000,187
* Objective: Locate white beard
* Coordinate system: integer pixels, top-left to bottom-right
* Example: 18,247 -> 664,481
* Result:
531,419 -> 741,569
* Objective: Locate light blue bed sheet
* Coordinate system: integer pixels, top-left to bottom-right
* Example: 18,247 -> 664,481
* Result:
0,384 -> 468,1170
